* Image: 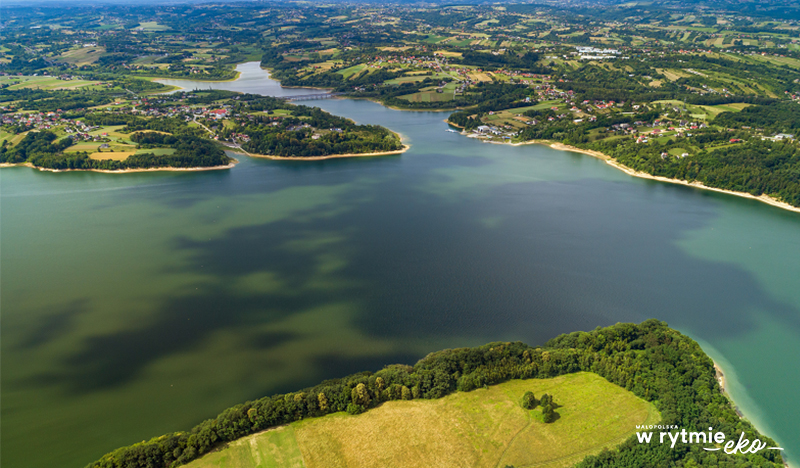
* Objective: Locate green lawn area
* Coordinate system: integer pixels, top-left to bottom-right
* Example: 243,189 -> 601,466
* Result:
185,372 -> 659,468
499,104 -> 542,115
57,47 -> 105,65
385,72 -> 455,85
652,100 -> 752,121
532,100 -> 565,110
0,130 -> 14,145
449,39 -> 473,47
136,21 -> 171,31
707,103 -> 751,115
384,75 -> 427,85
135,148 -> 175,156
65,142 -> 101,153
7,131 -> 30,147
338,64 -> 367,79
398,86 -> 455,103
741,53 -> 800,70
132,55 -> 164,65
87,125 -> 134,143
1,75 -> 101,91
421,34 -> 448,44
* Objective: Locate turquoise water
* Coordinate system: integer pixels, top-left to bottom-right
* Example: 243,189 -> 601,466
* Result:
2,63 -> 799,467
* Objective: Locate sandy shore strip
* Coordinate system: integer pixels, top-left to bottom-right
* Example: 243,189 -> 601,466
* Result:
241,144 -> 410,161
351,98 -> 458,112
603,158 -> 800,214
0,160 -> 237,173
713,360 -> 728,395
279,84 -> 335,91
451,130 -> 800,214
549,143 -> 799,213
712,365 -> 793,467
712,360 -> 748,421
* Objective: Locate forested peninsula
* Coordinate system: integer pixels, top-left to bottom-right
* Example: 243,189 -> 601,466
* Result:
0,89 -> 405,171
87,320 -> 783,468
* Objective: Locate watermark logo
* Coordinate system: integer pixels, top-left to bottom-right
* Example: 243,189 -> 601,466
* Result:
634,427 -> 783,454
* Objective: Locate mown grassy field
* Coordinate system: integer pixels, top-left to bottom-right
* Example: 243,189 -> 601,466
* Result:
399,86 -> 455,103
186,372 -> 659,468
338,64 -> 367,79
0,75 -> 101,90
137,21 -> 171,31
135,147 -> 175,156
89,150 -> 135,161
57,47 -> 105,65
651,100 -> 750,121
0,129 -> 14,145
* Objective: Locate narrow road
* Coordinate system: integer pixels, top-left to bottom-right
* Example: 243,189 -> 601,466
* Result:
193,115 -> 214,135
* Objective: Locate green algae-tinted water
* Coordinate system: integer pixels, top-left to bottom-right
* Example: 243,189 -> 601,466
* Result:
2,63 -> 799,467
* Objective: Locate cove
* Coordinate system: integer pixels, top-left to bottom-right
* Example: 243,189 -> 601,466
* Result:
2,62 -> 799,468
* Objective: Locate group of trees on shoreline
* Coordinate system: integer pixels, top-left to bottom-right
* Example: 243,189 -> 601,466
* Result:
86,320 -> 783,468
590,134 -> 800,207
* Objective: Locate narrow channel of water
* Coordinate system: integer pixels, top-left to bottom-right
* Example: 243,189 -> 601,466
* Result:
2,62 -> 799,468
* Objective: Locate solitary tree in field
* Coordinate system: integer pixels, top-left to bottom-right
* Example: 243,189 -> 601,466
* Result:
542,404 -> 555,423
522,391 -> 537,409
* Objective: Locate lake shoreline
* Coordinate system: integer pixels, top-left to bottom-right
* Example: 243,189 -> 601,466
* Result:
451,127 -> 800,214
711,359 -> 793,468
238,144 -> 410,161
258,65 -> 335,92
151,70 -> 242,84
0,159 -> 238,173
357,96 -> 460,112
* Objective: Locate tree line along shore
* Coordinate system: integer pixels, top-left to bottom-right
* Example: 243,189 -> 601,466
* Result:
87,320 -> 783,468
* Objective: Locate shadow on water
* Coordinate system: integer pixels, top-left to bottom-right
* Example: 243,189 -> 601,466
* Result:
14,299 -> 90,351
6,61 -> 800,468
24,174 -> 800,396
119,147 -> 491,213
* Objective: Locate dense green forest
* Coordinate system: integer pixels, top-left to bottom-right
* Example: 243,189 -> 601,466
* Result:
215,94 -> 404,157
714,103 -> 800,135
241,121 -> 402,157
86,320 -> 783,468
589,135 -> 800,207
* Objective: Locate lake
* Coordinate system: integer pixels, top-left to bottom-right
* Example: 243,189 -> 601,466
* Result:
2,62 -> 799,468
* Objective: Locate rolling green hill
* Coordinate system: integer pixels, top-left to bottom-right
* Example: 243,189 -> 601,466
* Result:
185,372 -> 660,468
